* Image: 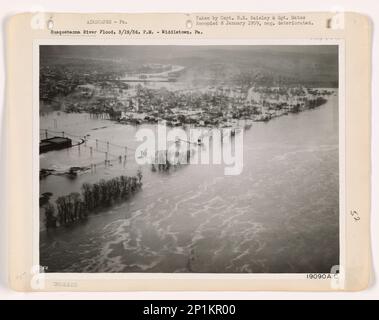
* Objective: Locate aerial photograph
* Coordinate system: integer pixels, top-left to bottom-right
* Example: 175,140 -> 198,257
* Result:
39,45 -> 339,273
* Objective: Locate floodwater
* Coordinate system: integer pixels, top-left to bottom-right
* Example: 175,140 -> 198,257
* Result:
40,93 -> 339,273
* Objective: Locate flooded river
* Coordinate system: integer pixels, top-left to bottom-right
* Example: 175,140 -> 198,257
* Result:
40,93 -> 339,273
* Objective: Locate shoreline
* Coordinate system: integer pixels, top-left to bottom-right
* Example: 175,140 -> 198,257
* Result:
50,90 -> 336,130
116,93 -> 334,128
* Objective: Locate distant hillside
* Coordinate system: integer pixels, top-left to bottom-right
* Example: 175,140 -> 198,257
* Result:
40,45 -> 338,88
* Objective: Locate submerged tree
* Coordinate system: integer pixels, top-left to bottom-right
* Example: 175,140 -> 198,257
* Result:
81,183 -> 93,212
137,168 -> 143,184
53,173 -> 143,227
44,202 -> 57,230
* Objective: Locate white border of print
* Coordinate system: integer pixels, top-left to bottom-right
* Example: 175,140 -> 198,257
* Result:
32,38 -> 345,284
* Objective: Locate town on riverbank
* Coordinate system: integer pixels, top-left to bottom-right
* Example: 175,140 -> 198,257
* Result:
41,62 -> 335,129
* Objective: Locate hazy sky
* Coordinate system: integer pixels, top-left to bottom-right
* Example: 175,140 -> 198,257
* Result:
40,45 -> 338,59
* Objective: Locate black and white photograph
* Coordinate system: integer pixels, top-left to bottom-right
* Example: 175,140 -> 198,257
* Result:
38,44 -> 339,274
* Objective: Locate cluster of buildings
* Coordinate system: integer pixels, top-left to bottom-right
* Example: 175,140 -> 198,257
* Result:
245,86 -> 333,121
117,85 -> 333,127
40,63 -> 126,103
40,62 -> 334,128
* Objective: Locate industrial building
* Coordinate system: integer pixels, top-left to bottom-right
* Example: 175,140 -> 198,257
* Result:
40,136 -> 72,154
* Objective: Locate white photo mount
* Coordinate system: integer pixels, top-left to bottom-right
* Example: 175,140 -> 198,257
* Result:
5,12 -> 371,291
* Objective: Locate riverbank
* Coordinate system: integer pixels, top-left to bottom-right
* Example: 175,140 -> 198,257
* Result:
114,88 -> 335,128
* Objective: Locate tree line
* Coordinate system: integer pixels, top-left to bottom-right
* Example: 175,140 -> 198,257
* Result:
41,171 -> 143,230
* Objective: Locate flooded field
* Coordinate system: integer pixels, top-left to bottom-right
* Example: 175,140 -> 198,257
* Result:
40,93 -> 339,273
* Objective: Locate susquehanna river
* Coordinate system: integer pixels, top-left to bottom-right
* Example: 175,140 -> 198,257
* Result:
40,93 -> 339,273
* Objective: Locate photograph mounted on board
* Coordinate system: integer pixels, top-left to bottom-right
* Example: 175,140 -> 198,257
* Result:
38,45 -> 339,274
